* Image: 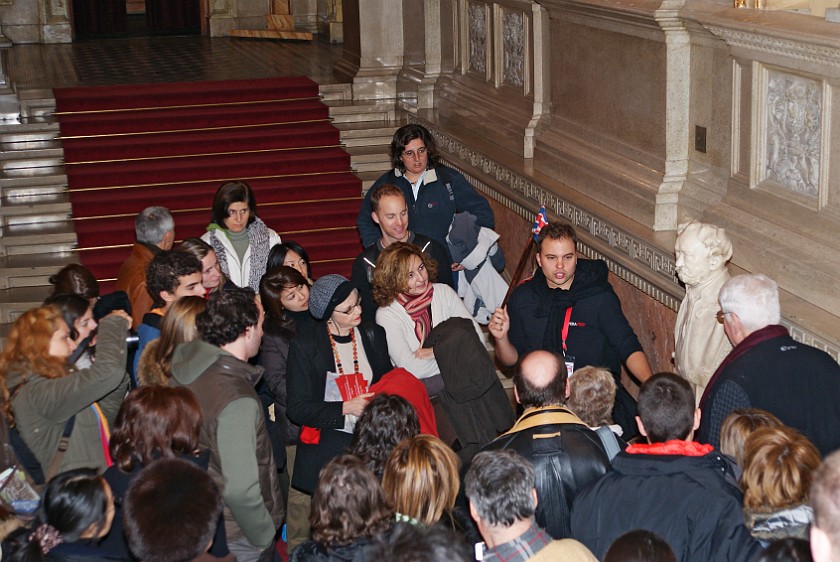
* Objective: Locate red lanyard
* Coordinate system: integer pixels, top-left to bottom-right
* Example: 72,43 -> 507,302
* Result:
561,307 -> 573,352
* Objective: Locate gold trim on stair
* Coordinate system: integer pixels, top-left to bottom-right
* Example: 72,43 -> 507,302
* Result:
58,118 -> 332,140
64,144 -> 344,165
66,170 -> 355,192
71,196 -> 362,222
54,95 -> 322,116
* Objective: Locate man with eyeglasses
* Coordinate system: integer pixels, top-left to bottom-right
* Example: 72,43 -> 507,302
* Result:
697,273 -> 840,456
356,124 -> 495,258
673,221 -> 733,404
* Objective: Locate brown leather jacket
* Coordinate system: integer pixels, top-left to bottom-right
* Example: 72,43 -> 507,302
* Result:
115,243 -> 156,329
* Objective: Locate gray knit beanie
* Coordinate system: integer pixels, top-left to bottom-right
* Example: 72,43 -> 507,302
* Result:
309,274 -> 354,320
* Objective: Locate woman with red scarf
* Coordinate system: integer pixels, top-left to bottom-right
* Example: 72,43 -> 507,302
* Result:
372,242 -> 484,395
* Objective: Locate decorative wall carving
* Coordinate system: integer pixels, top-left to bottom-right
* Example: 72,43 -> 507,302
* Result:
210,0 -> 234,17
45,0 -> 69,21
468,2 -> 487,75
502,9 -> 524,88
763,71 -> 821,199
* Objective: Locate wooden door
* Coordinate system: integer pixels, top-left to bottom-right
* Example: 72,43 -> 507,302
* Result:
146,0 -> 201,34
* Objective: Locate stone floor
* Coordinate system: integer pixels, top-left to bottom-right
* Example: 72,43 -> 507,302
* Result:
2,34 -> 345,91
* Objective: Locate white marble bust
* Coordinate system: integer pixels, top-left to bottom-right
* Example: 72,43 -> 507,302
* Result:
674,221 -> 734,403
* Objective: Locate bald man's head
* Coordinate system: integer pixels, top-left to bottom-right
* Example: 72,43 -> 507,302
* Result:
514,350 -> 567,408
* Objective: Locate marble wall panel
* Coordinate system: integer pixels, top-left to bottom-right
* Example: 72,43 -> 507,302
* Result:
552,20 -> 667,159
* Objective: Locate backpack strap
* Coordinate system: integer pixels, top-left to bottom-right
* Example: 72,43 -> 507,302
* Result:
436,166 -> 455,202
595,425 -> 622,461
44,416 -> 77,483
8,414 -> 75,486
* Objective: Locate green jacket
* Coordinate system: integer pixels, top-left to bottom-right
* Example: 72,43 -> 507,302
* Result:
171,339 -> 283,548
7,314 -> 129,475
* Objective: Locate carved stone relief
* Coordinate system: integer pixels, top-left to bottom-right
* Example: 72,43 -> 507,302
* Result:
763,71 -> 822,199
468,2 -> 487,75
211,0 -> 234,17
502,10 -> 524,88
45,0 -> 69,21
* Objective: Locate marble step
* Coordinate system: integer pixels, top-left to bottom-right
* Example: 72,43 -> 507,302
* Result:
0,285 -> 54,324
0,191 -> 72,226
18,89 -> 56,119
0,148 -> 64,172
0,168 -> 68,196
335,120 -> 397,148
328,101 -> 397,124
1,220 -> 77,256
0,252 -> 76,290
319,84 -> 352,103
347,145 -> 390,173
0,121 -> 60,144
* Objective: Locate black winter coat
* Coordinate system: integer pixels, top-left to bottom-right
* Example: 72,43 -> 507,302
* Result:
286,322 -> 392,494
571,447 -> 762,562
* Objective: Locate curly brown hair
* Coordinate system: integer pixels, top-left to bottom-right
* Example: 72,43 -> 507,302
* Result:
371,242 -> 438,307
0,306 -> 70,424
567,366 -> 616,427
310,455 -> 394,546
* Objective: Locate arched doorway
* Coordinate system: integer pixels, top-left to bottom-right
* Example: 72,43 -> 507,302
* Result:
71,0 -> 201,38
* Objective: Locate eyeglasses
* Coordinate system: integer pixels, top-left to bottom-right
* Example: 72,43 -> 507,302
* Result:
716,310 -> 732,324
402,147 -> 427,159
336,300 -> 362,315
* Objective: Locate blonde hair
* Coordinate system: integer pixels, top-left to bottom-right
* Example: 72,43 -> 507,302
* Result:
720,408 -> 783,467
0,307 -> 70,424
567,366 -> 616,427
741,426 -> 821,512
382,435 -> 460,525
372,242 -> 438,307
139,296 -> 206,385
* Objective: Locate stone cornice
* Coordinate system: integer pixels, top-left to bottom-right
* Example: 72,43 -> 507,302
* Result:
705,27 -> 840,70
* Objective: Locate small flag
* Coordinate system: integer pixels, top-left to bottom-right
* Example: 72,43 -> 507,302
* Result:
532,206 -> 548,242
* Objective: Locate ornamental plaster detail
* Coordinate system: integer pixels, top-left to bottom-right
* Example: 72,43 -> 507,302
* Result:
502,10 -> 524,87
705,27 -> 840,70
764,71 -> 821,199
469,2 -> 488,75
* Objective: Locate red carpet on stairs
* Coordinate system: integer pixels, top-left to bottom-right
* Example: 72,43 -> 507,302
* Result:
54,76 -> 362,291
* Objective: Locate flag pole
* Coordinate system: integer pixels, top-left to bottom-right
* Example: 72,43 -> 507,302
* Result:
501,206 -> 547,308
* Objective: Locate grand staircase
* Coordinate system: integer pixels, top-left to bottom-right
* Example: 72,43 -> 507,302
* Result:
0,81 -> 399,345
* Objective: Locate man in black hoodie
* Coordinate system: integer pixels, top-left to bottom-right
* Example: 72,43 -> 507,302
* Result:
489,222 -> 652,434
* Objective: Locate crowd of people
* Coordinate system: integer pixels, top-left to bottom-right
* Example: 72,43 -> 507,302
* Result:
2,123 -> 840,562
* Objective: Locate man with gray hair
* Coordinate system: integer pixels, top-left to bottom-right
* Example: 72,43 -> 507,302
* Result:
115,206 -> 175,329
811,450 -> 840,562
465,450 -> 597,562
697,273 -> 840,456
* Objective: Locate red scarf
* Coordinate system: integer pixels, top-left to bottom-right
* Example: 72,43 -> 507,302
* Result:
627,440 -> 713,456
396,284 -> 434,346
699,324 -> 789,409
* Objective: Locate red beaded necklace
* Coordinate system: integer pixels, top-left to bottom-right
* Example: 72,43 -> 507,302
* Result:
328,324 -> 359,375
